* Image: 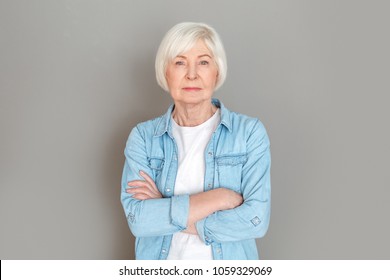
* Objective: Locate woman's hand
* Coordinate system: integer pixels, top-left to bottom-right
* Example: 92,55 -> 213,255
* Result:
219,188 -> 243,210
182,188 -> 243,236
126,171 -> 162,200
186,188 -> 243,228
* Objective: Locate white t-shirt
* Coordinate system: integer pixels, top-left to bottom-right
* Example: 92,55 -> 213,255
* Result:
166,109 -> 220,260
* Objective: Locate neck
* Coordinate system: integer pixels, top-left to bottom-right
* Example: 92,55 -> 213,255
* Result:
172,100 -> 217,127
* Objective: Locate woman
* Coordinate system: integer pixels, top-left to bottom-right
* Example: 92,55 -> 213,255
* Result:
121,22 -> 271,260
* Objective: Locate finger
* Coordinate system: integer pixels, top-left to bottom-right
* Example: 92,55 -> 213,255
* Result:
138,171 -> 161,198
132,193 -> 153,200
127,186 -> 162,200
126,186 -> 154,197
139,171 -> 159,193
128,179 -> 155,194
128,177 -> 157,193
127,180 -> 148,187
127,179 -> 162,199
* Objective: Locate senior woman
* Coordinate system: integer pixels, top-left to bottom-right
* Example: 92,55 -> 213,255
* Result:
121,22 -> 271,260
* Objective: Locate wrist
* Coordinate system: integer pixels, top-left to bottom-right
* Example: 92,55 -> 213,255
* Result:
213,188 -> 232,210
216,188 -> 242,210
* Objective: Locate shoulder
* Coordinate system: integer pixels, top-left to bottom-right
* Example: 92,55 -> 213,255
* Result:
135,115 -> 164,134
226,110 -> 270,158
227,109 -> 268,140
217,99 -> 266,136
125,113 -> 167,146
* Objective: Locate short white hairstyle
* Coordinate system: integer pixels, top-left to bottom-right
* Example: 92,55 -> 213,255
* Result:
155,22 -> 227,92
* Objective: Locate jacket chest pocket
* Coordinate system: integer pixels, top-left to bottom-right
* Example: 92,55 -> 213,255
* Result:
216,154 -> 247,193
148,157 -> 164,187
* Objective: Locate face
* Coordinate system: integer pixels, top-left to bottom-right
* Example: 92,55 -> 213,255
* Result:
165,40 -> 219,106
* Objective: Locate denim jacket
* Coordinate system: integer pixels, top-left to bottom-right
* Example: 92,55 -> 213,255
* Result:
121,99 -> 271,260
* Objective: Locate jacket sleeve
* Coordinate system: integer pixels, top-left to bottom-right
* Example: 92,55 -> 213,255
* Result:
196,120 -> 271,244
120,125 -> 189,237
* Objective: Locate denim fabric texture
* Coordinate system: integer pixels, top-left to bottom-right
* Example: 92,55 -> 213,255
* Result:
121,99 -> 271,259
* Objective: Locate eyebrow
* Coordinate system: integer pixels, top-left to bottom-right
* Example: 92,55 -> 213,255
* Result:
176,54 -> 212,59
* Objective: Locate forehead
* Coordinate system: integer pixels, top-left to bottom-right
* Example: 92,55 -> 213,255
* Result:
176,40 -> 212,57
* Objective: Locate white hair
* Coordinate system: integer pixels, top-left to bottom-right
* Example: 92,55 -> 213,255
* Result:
155,22 -> 227,92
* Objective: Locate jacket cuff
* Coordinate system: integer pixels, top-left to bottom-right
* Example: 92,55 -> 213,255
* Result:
196,217 -> 213,245
170,194 -> 190,230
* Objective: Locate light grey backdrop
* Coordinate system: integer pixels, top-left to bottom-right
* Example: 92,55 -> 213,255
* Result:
1,0 -> 389,259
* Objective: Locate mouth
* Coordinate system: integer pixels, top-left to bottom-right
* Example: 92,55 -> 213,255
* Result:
182,87 -> 202,92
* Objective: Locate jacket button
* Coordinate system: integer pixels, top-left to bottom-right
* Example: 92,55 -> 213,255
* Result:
251,216 -> 261,226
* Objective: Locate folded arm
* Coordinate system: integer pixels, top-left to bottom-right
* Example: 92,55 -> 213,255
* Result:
127,171 -> 243,235
195,120 -> 271,244
121,125 -> 242,238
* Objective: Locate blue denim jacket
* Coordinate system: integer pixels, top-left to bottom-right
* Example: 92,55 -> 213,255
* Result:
121,99 -> 271,260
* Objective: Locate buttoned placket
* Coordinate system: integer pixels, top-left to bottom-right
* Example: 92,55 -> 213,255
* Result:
204,126 -> 225,259
164,129 -> 179,197
160,127 -> 182,259
160,235 -> 173,259
207,128 -> 224,261
204,138 -> 215,191
212,243 -> 223,260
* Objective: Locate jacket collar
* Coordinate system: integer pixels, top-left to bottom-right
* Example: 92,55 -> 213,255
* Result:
154,98 -> 232,137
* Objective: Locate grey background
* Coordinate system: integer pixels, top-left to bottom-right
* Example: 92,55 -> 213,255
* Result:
1,0 -> 389,259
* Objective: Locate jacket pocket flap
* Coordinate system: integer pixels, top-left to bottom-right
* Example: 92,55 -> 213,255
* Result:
148,157 -> 164,170
216,154 -> 247,166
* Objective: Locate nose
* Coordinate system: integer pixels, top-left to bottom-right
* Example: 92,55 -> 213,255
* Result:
186,64 -> 198,80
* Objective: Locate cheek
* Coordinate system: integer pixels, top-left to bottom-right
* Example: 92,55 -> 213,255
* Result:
165,74 -> 175,89
166,69 -> 183,87
205,70 -> 218,87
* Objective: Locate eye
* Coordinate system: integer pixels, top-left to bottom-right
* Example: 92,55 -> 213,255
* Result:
175,60 -> 185,66
200,60 -> 209,65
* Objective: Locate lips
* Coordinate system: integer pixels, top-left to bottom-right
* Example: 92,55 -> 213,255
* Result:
182,87 -> 201,91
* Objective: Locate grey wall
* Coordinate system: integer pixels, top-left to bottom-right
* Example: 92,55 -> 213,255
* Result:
1,0 -> 389,259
